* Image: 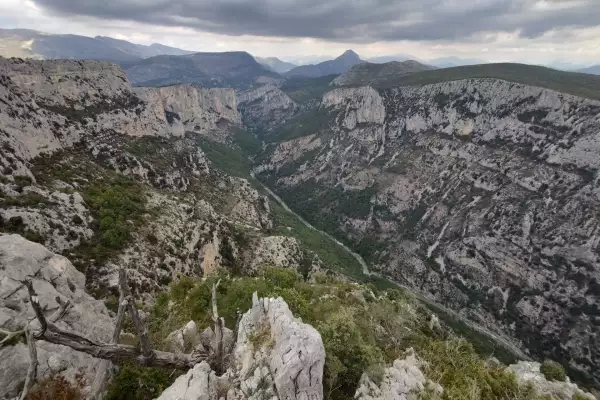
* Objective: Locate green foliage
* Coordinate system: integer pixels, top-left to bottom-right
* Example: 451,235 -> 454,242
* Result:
265,107 -> 336,143
193,135 -> 254,180
373,63 -> 600,100
80,181 -> 147,261
13,175 -> 33,186
146,270 -> 564,400
417,339 -> 538,400
540,360 -> 566,382
233,128 -> 262,157
281,75 -> 338,103
105,364 -> 177,400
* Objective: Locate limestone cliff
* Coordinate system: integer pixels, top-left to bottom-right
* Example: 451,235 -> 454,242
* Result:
256,78 -> 600,385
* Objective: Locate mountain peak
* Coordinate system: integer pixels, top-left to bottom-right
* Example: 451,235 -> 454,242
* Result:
337,49 -> 361,61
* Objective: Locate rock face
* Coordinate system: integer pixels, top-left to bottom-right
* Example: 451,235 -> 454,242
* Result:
157,294 -> 325,400
0,234 -> 114,398
0,57 -> 240,179
355,350 -> 440,400
0,57 -> 309,296
507,361 -> 596,400
256,78 -> 600,384
238,84 -> 297,129
135,85 -> 241,138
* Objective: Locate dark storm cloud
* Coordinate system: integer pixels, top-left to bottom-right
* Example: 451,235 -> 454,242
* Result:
30,0 -> 600,42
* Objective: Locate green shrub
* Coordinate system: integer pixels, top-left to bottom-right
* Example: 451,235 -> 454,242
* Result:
540,360 -> 566,382
105,364 -> 177,400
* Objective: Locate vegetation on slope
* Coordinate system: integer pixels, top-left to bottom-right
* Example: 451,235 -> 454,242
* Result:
373,63 -> 600,100
107,268 -> 560,400
281,74 -> 338,103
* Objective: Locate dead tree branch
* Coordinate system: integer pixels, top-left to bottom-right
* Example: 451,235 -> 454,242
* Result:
22,276 -> 206,370
90,271 -> 128,399
18,326 -> 38,400
118,269 -> 154,364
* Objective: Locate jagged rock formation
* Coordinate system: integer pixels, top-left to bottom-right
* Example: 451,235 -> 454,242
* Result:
256,78 -> 600,384
0,234 -> 114,398
157,293 -> 325,400
135,85 -> 241,138
238,84 -> 297,129
507,361 -> 596,399
355,349 -> 442,400
332,60 -> 434,87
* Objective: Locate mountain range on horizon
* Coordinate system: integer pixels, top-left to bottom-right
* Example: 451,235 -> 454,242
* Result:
0,28 -> 598,76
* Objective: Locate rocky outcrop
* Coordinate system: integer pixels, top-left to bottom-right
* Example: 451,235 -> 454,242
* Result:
157,293 -> 325,400
238,84 -> 297,129
0,57 -> 241,182
507,361 -> 596,399
257,78 -> 600,384
135,85 -> 241,138
322,87 -> 386,128
0,234 -> 114,398
355,350 -> 442,400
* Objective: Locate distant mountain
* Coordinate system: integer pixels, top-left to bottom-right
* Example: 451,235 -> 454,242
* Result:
123,51 -> 280,88
285,50 -> 363,78
0,28 -> 193,62
255,57 -> 296,74
578,65 -> 600,75
332,60 -> 435,86
427,56 -> 486,68
366,54 -> 420,64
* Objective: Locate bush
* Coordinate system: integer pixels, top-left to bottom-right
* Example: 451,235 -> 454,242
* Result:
26,374 -> 83,400
105,364 -> 177,400
540,360 -> 566,382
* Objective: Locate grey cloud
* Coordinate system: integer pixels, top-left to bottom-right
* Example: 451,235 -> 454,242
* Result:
31,0 -> 600,42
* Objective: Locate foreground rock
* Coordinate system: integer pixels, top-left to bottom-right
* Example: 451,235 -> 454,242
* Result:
0,234 -> 114,398
355,349 -> 442,400
507,361 -> 596,400
157,293 -> 325,400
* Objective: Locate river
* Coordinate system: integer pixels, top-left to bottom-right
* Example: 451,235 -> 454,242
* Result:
252,172 -> 530,361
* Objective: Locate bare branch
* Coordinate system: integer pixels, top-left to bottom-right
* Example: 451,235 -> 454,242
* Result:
0,328 -> 25,346
49,296 -> 72,323
23,278 -> 47,339
119,269 -> 154,364
23,271 -> 205,370
19,327 -> 38,400
211,280 -> 221,322
90,283 -> 127,399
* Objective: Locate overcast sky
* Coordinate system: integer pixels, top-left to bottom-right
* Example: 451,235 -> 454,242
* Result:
1,0 -> 599,65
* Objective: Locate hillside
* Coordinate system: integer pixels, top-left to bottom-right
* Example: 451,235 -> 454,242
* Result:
1,55 -> 600,400
0,28 -> 193,61
123,51 -> 280,88
285,50 -> 363,78
332,60 -> 435,86
579,65 -> 600,75
371,62 -> 600,100
255,56 -> 297,73
255,78 -> 600,387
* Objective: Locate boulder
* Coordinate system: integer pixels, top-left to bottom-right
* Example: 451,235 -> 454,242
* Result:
0,234 -> 114,398
355,349 -> 443,400
507,361 -> 596,400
